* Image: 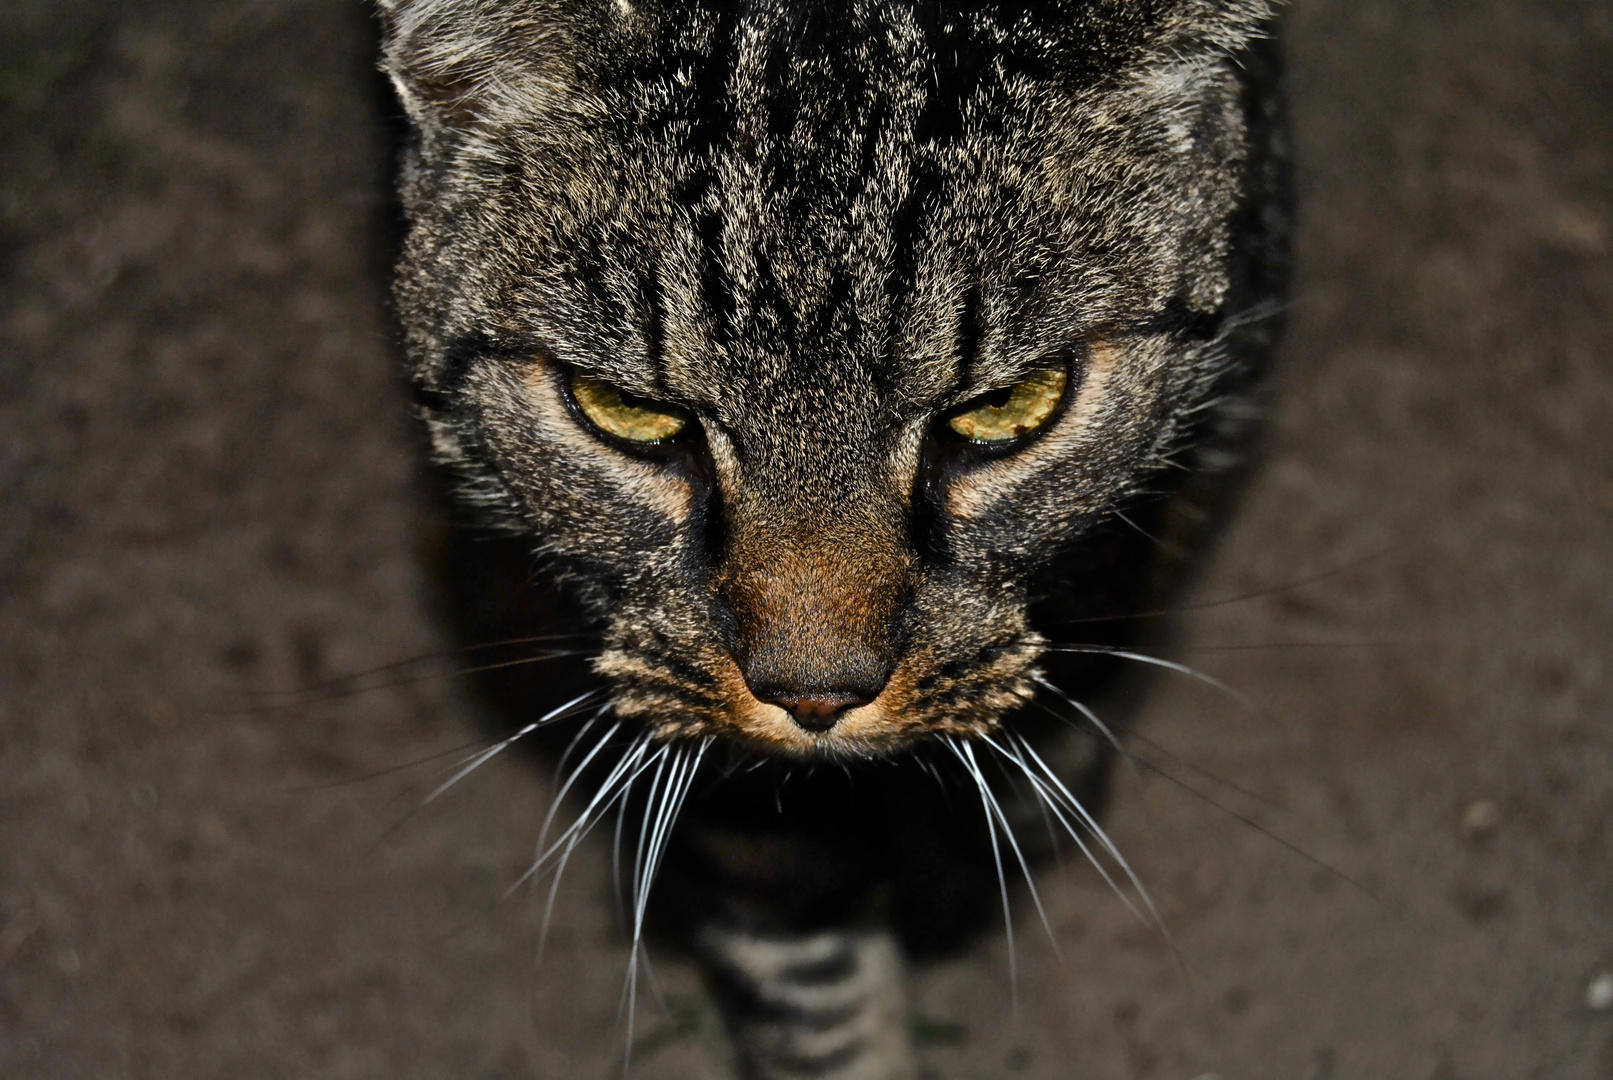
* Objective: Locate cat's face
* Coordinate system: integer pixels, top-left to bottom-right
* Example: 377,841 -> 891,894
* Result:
382,0 -> 1272,757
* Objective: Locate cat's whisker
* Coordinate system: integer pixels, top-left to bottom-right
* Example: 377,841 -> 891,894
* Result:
612,776 -> 633,930
553,712 -> 604,783
359,697 -> 594,850
1213,297 -> 1292,339
1105,740 -> 1377,902
518,733 -> 644,953
1116,724 -> 1288,812
964,739 -> 1062,966
530,714 -> 621,956
628,746 -> 691,1018
641,740 -> 707,936
943,736 -> 1019,1012
535,738 -> 664,962
621,737 -> 710,1075
621,746 -> 675,1070
1042,645 -> 1265,720
1033,675 -> 1125,756
280,733 -> 506,793
978,733 -> 1147,926
1172,640 -> 1389,653
511,731 -> 658,896
982,744 -> 1066,871
1028,687 -> 1372,902
634,748 -> 686,937
1031,683 -> 1287,815
1032,779 -> 1066,872
423,688 -> 603,806
212,648 -> 592,715
1001,732 -> 1137,881
532,713 -> 609,863
991,731 -> 1168,942
541,739 -> 662,890
628,750 -> 672,947
1109,508 -> 1190,560
913,754 -> 950,797
1041,546 -> 1391,627
219,632 -> 593,702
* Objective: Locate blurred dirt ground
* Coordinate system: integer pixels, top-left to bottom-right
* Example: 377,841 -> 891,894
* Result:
2,1 -> 1611,1078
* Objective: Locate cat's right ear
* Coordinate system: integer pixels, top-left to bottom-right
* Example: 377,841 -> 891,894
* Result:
375,0 -> 493,134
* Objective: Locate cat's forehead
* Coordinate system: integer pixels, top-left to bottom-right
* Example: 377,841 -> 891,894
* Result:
402,0 -> 1262,420
510,3 -> 1100,414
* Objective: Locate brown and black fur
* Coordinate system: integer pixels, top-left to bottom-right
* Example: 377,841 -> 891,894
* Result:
380,2 -> 1286,1076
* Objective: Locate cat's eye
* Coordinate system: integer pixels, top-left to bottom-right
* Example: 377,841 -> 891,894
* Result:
947,365 -> 1068,443
569,372 -> 689,443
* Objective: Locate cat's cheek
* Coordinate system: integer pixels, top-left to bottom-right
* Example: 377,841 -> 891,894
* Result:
943,338 -> 1128,523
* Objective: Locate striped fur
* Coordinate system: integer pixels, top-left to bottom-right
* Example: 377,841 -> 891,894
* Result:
699,928 -> 914,1079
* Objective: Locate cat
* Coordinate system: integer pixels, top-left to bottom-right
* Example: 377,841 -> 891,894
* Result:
378,2 -> 1287,1077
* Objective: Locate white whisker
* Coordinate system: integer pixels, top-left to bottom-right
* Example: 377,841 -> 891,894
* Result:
944,735 -> 1018,1011
423,688 -> 602,805
1033,674 -> 1125,754
1043,645 -> 1262,717
534,715 -> 620,863
978,733 -> 1144,924
621,745 -> 675,1070
621,737 -> 711,1074
998,731 -> 1168,941
553,712 -> 604,785
508,732 -> 659,895
962,739 -> 1062,964
612,776 -> 632,926
531,717 -> 623,955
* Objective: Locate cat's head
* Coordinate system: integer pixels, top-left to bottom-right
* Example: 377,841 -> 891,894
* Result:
381,0 -> 1276,757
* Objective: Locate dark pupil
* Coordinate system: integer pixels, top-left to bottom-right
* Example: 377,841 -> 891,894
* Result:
979,385 -> 1015,409
617,387 -> 653,411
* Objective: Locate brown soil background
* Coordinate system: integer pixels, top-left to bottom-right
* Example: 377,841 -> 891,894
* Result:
3,2 -> 1611,1078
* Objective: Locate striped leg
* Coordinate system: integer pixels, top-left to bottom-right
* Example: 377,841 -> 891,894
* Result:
697,926 -> 916,1080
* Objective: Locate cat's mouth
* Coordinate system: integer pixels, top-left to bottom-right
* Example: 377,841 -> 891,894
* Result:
717,657 -> 972,757
600,636 -> 1044,760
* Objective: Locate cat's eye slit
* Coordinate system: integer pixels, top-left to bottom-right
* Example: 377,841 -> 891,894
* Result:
947,364 -> 1068,444
569,371 -> 689,444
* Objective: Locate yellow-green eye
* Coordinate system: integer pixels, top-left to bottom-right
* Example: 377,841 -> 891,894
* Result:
947,365 -> 1068,443
570,372 -> 688,443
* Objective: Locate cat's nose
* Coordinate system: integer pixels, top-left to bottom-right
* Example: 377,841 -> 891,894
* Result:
749,685 -> 883,733
741,680 -> 883,731
714,512 -> 911,737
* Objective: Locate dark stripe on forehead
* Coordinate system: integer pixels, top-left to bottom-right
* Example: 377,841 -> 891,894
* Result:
808,267 -> 858,347
605,6 -> 745,348
584,1 -> 1179,102
669,31 -> 735,353
953,281 -> 984,390
749,257 -> 800,364
638,259 -> 667,390
882,11 -> 1003,359
694,204 -> 735,348
574,0 -> 1187,386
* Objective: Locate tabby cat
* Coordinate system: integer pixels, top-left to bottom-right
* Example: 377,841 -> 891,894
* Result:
379,1 -> 1287,1076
